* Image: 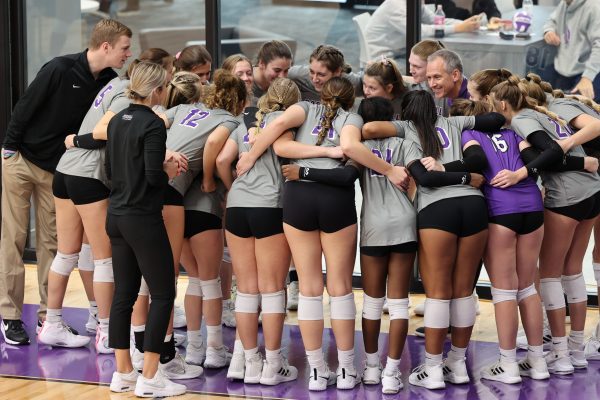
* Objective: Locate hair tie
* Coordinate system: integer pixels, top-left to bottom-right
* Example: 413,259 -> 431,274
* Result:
175,51 -> 181,60
333,96 -> 341,102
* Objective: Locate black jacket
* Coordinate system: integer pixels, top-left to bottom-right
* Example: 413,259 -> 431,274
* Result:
106,104 -> 168,216
4,50 -> 117,172
427,0 -> 502,20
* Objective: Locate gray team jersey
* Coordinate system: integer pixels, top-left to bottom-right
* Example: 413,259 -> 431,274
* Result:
183,175 -> 226,217
511,108 -> 600,207
359,137 -> 420,247
288,65 -> 364,103
548,97 -> 600,125
393,115 -> 482,212
227,112 -> 284,208
165,103 -> 239,196
292,101 -> 363,170
56,77 -> 130,184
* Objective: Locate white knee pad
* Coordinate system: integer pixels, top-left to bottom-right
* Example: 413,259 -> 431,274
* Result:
138,278 -> 149,296
517,284 -> 537,304
50,252 -> 79,276
594,263 -> 600,284
261,290 -> 286,314
540,278 -> 565,310
491,287 -> 518,304
93,258 -> 114,283
561,273 -> 588,304
297,294 -> 324,321
200,278 -> 222,300
77,243 -> 94,272
330,293 -> 356,320
235,291 -> 260,313
222,246 -> 231,264
450,296 -> 476,328
186,277 -> 202,297
387,298 -> 409,320
424,298 -> 450,329
362,294 -> 385,320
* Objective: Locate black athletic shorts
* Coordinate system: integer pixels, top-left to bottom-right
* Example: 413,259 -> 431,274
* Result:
184,210 -> 222,238
417,195 -> 488,237
163,185 -> 184,206
52,171 -> 110,205
489,211 -> 544,235
546,191 -> 600,222
225,207 -> 284,239
360,241 -> 418,257
283,181 -> 357,233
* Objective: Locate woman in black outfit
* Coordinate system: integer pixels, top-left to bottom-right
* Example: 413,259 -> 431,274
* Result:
105,61 -> 185,398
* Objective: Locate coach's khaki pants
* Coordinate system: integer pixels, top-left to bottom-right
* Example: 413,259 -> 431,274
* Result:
0,152 -> 56,320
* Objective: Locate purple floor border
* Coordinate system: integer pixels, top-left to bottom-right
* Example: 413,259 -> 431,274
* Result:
1,304 -> 600,399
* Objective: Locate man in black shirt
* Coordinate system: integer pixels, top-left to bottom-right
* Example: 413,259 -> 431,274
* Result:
0,19 -> 132,345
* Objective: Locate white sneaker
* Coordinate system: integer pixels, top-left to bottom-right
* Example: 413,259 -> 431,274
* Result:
134,369 -> 186,398
336,365 -> 361,390
362,362 -> 382,385
222,300 -> 236,328
110,369 -> 139,393
185,340 -> 206,366
37,321 -> 90,348
174,332 -> 186,348
480,359 -> 521,384
570,348 -> 588,369
544,350 -> 574,375
227,350 -> 245,380
95,327 -> 114,354
516,329 -> 553,351
381,367 -> 403,394
308,366 -> 336,391
204,345 -> 232,368
244,352 -> 263,384
584,336 -> 600,360
160,353 -> 204,379
131,347 -> 144,371
259,356 -> 298,385
173,305 -> 186,329
408,363 -> 445,389
287,281 -> 299,311
442,357 -> 470,384
518,356 -> 550,380
414,302 -> 425,317
85,309 -> 98,333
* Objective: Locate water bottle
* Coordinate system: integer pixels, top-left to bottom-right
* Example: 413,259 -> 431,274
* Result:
434,5 -> 445,38
522,0 -> 534,15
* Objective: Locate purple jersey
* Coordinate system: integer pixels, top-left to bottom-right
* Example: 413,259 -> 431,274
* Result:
461,129 -> 543,217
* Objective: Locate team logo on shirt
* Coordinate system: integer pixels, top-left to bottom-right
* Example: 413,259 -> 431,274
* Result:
179,108 -> 210,128
370,148 -> 392,177
436,127 -> 451,150
94,84 -> 114,108
546,117 -> 573,139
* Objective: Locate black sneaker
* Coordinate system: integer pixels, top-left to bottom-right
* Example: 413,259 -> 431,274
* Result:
36,319 -> 79,335
1,319 -> 30,345
414,326 -> 452,338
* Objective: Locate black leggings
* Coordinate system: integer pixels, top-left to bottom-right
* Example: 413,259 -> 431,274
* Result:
107,213 -> 175,353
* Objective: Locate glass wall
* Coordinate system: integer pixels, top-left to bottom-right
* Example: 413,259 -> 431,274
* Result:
19,0 -> 594,292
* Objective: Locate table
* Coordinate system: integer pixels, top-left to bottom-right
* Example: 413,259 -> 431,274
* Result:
442,5 -> 556,77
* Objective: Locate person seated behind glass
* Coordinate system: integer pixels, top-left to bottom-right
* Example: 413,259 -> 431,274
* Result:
541,0 -> 600,102
365,0 -> 491,61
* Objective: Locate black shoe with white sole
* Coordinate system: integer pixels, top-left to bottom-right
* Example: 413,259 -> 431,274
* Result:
1,319 -> 30,345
